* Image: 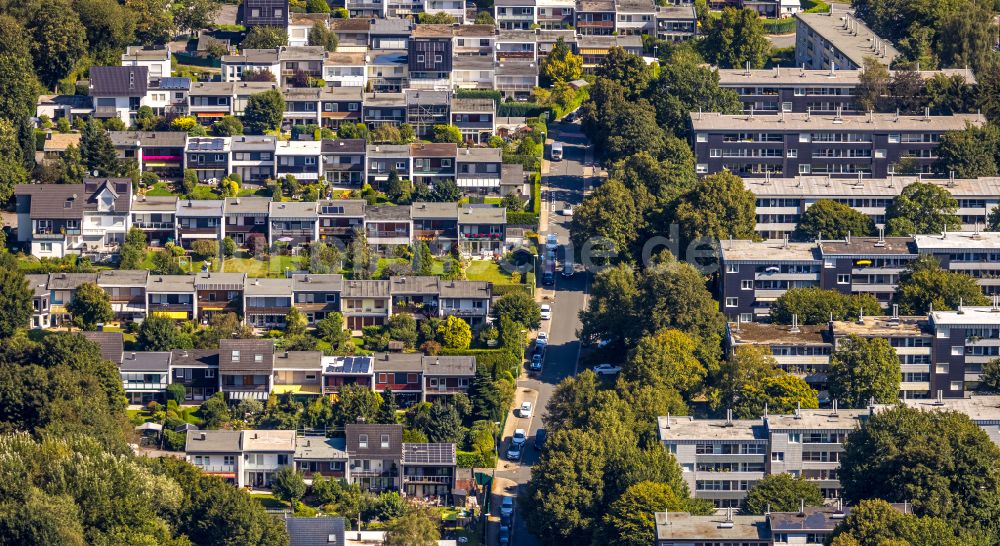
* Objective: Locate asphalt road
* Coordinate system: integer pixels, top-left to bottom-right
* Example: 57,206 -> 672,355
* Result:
496,121 -> 592,546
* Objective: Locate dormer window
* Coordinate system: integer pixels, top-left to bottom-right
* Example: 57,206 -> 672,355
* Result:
381,434 -> 390,448
232,350 -> 240,360
255,354 -> 263,362
359,434 -> 368,449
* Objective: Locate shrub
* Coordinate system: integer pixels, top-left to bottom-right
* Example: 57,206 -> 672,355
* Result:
162,428 -> 187,451
457,450 -> 497,468
166,383 -> 186,405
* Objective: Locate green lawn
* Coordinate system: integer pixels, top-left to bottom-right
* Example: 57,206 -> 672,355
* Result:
251,493 -> 286,510
466,260 -> 514,284
222,253 -> 303,277
145,182 -> 176,196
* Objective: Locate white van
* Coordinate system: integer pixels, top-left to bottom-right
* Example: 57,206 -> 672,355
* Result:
551,142 -> 563,161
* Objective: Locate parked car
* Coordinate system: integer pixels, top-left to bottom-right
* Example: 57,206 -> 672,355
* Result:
546,233 -> 558,250
530,353 -> 543,372
534,428 -> 547,450
561,261 -> 575,278
536,331 -> 548,343
540,304 -> 552,320
592,363 -> 622,375
519,401 -> 533,418
512,429 -> 527,446
560,206 -> 573,216
551,141 -> 563,161
506,443 -> 522,461
542,271 -> 554,285
500,496 -> 514,517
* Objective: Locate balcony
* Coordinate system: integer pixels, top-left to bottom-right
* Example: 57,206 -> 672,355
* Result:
415,229 -> 458,240
195,463 -> 236,473
94,105 -> 120,118
177,226 -> 220,234
320,226 -> 355,236
425,385 -> 468,394
133,221 -> 175,230
576,19 -> 614,28
222,383 -> 268,392
403,475 -> 453,484
350,468 -> 399,477
460,232 -> 503,241
442,307 -> 486,317
344,307 -> 389,315
368,231 -> 409,239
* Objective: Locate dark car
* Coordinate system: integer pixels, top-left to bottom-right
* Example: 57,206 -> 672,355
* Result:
529,353 -> 543,372
534,428 -> 547,450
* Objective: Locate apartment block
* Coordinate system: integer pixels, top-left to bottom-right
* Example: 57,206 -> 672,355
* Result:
795,12 -> 899,70
691,111 -> 985,178
830,314 -> 933,399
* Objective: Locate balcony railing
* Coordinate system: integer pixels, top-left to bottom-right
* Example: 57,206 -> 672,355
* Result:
442,308 -> 486,317
94,106 -> 120,117
195,464 -> 236,473
222,384 -> 269,392
350,468 -> 399,477
403,475 -> 453,484
133,221 -> 175,230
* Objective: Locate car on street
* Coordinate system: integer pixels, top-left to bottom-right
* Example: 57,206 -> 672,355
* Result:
519,401 -> 533,418
506,443 -> 522,461
529,353 -> 543,372
551,141 -> 563,161
546,233 -> 558,250
500,496 -> 514,518
592,363 -> 622,375
512,428 -> 527,446
536,331 -> 548,344
561,261 -> 575,278
560,206 -> 573,216
540,304 -> 552,320
534,428 -> 547,450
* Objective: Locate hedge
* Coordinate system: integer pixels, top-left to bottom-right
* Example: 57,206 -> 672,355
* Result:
456,89 -> 502,106
503,153 -> 541,172
457,450 -> 497,468
507,211 -> 539,228
531,172 -> 542,214
441,348 -> 520,376
498,102 -> 550,118
802,0 -> 831,13
492,283 -> 533,297
762,18 -> 796,34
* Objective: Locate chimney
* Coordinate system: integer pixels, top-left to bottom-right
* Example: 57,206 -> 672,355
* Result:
199,432 -> 206,440
790,314 -> 800,334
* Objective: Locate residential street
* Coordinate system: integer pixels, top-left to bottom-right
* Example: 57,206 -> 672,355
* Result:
491,121 -> 592,546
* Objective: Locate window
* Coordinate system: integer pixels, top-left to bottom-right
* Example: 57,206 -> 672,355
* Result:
951,380 -> 963,391
255,354 -> 263,362
837,274 -> 850,284
787,149 -> 797,158
696,133 -> 707,143
726,264 -> 739,273
936,363 -> 949,374
205,369 -> 215,378
40,243 -> 52,252
231,350 -> 240,360
798,164 -> 811,174
417,55 -> 425,63
771,452 -> 785,462
696,164 -> 708,174
434,55 -> 443,63
359,434 -> 368,449
381,434 -> 390,448
725,297 -> 738,307
741,280 -> 753,290
224,455 -> 235,466
709,148 -> 721,158
798,133 -> 811,143
739,313 -> 753,323
788,433 -> 801,443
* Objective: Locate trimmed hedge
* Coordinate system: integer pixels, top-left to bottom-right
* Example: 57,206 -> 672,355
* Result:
763,18 -> 796,34
803,0 -> 831,13
456,89 -> 502,106
507,211 -> 539,228
531,172 -> 542,214
503,153 -> 541,172
457,450 -> 497,468
498,102 -> 550,118
441,348 -> 520,376
492,283 -> 533,297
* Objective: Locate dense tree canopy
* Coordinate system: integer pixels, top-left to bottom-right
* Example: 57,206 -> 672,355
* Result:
701,7 -> 769,69
828,336 -> 901,408
244,89 -> 285,135
934,122 -> 1000,178
885,182 -> 961,235
840,405 -> 1000,541
894,254 -> 989,314
740,473 -> 824,515
829,499 -> 970,546
0,267 -> 32,338
793,199 -> 876,241
540,38 -> 582,85
770,287 -> 882,325
674,171 -> 757,243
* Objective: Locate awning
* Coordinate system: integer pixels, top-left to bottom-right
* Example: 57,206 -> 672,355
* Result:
227,390 -> 268,400
112,302 -> 146,313
273,384 -> 322,395
457,177 -> 501,188
200,305 -> 226,311
195,112 -> 225,118
179,233 -> 218,239
205,472 -> 236,478
135,422 -> 162,431
152,311 -> 189,319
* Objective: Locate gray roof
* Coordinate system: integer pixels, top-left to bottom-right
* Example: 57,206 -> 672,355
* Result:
318,199 -> 366,217
269,201 -> 318,219
323,355 -> 374,375
768,507 -> 852,532
373,352 -> 423,372
292,273 -> 344,292
170,349 -> 220,368
109,131 -> 187,148
819,237 -> 916,257
221,48 -> 281,63
363,91 -> 405,106
366,144 -> 410,157
152,77 -> 190,90
795,12 -> 900,67
342,279 -> 390,298
402,443 -> 456,465
186,429 -> 242,453
219,339 -> 275,373
194,272 -> 246,290
285,516 -> 346,546
690,112 -> 985,132
90,66 -> 148,97
346,423 -> 403,458
717,67 -> 977,87
273,350 -> 323,370
439,280 -> 491,299
655,512 -> 770,541
245,277 -> 294,296
410,143 -> 457,158
120,351 -> 171,372
146,274 -> 196,293
496,61 -> 539,77
422,355 -> 476,376
501,164 -> 525,186
230,135 -> 277,151
98,269 -> 150,287
458,204 -> 505,224
411,202 -> 458,219
16,184 -> 86,219
322,139 -> 366,154
453,56 -> 496,71
369,17 -> 412,34
331,17 -> 373,31
225,196 -> 271,215
131,195 -> 178,212
456,147 -> 502,162
388,275 -> 440,295
295,436 -> 348,460
81,331 -> 124,363
405,89 -> 450,106
25,274 -> 49,297
176,199 -> 225,217
365,205 -> 410,221
47,272 -> 98,290
278,45 -> 326,61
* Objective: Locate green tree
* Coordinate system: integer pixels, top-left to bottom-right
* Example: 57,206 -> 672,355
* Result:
377,388 -> 399,424
306,0 -> 330,12
119,227 -> 147,269
741,473 -> 824,515
712,345 -> 779,414
222,237 -> 237,257
979,358 -> 1000,393
0,16 -> 40,168
934,122 -> 1000,178
66,282 -> 113,330
333,384 -> 382,426
60,144 -> 86,183
348,227 -> 373,279
271,466 -> 306,507
926,73 -> 974,115
417,11 -> 456,24
80,119 -> 125,176
431,124 -> 463,144
829,498 -> 968,546
840,405 -> 1000,539
137,314 -> 183,351
383,507 -> 440,546
386,313 -> 418,348
284,307 -> 308,337
316,312 -> 351,351
430,179 -> 461,202
190,239 -> 218,261
424,399 -> 464,444
126,0 -> 174,45
244,89 -> 285,135
411,241 -> 433,276
474,11 -> 495,25
437,315 -> 471,349
702,7 -> 769,69
308,21 -> 338,52
645,48 -> 743,138
212,115 -> 244,137
72,0 -> 136,65
385,169 -> 412,203
173,0 -> 221,35
242,25 -> 287,49
0,267 -> 32,338
770,287 -> 882,325
828,335 -> 900,408
491,291 -> 542,330
674,171 -> 757,243
595,46 -> 651,99
730,363 -> 818,419
540,37 -> 583,85
570,178 -> 643,261
28,0 -> 87,89
793,199 -> 876,241
854,57 -> 890,112
885,181 -> 961,235
624,329 -> 706,397
199,392 -> 231,429
894,254 -> 989,314
599,481 -> 686,546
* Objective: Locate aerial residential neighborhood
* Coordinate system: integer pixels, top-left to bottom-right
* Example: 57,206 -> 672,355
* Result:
2,0 -> 1000,544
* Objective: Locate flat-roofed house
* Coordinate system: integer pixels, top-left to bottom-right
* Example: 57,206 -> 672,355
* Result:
147,274 -> 197,320
219,339 -> 275,401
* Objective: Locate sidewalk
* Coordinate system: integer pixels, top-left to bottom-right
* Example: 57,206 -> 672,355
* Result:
485,476 -> 519,545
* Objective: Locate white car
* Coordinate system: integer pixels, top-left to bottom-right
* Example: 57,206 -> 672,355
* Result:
560,206 -> 574,217
546,233 -> 558,250
540,304 -> 552,320
512,428 -> 527,446
536,331 -> 548,344
592,364 -> 622,376
519,401 -> 533,418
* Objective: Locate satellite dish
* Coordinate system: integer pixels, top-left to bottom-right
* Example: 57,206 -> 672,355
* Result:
92,170 -> 100,176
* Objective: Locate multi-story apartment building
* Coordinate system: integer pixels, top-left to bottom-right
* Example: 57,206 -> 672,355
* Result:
496,0 -> 538,30
497,30 -> 539,62
655,506 -> 853,546
727,321 -> 831,391
538,0 -> 576,29
795,12 -> 898,70
366,51 -> 409,92
495,60 -> 539,100
717,67 -> 976,114
691,111 -> 986,178
323,52 -> 368,88
659,407 -> 869,508
830,314 -> 934,399
576,0 -> 617,35
913,231 -> 1000,295
615,0 -> 656,36
719,238 -> 821,321
818,235 -> 916,307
